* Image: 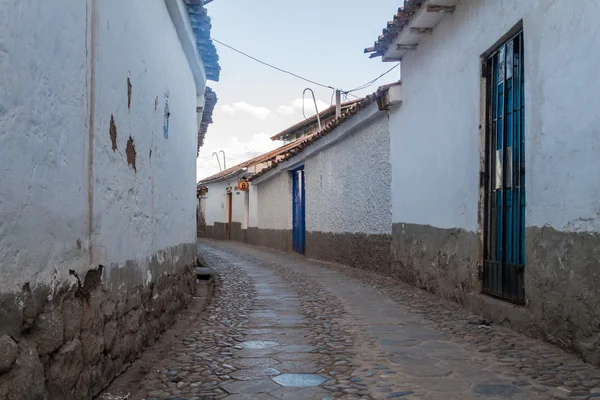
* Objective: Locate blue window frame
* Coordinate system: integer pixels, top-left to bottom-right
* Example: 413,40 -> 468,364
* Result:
482,30 -> 526,304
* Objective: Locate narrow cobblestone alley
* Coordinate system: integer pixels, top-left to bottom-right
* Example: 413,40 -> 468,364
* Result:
102,239 -> 600,400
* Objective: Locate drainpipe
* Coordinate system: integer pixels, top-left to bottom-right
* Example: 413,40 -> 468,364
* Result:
335,90 -> 341,119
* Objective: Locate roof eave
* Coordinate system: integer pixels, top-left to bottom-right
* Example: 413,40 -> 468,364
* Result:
165,0 -> 207,94
269,99 -> 363,141
199,168 -> 247,185
367,0 -> 458,62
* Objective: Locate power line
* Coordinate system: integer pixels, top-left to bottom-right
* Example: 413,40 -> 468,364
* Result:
211,38 -> 398,98
212,38 -> 336,91
344,63 -> 400,94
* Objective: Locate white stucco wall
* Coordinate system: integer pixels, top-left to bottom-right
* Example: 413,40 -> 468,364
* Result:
256,172 -> 292,230
390,0 -> 600,233
203,181 -> 228,226
0,0 -> 205,293
305,112 -> 391,235
93,0 -> 199,272
0,1 -> 89,293
232,190 -> 248,229
248,185 -> 259,228
203,173 -> 248,227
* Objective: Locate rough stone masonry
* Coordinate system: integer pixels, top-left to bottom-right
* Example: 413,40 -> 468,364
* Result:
0,243 -> 197,400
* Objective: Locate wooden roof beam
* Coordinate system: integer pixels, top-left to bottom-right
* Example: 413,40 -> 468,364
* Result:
397,44 -> 418,50
426,4 -> 456,13
409,27 -> 433,35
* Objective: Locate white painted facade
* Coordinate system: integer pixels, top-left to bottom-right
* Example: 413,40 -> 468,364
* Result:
0,0 -> 208,293
389,0 -> 600,234
248,185 -> 259,228
204,181 -> 229,227
256,172 -> 292,231
0,1 -> 89,294
304,112 -> 391,235
203,173 -> 249,229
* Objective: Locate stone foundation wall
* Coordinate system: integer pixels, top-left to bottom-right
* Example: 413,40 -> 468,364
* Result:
392,222 -> 600,366
0,243 -> 197,400
247,227 -> 292,252
230,222 -> 247,243
469,226 -> 600,366
523,226 -> 600,365
306,231 -> 392,275
205,223 -> 227,241
391,222 -> 479,304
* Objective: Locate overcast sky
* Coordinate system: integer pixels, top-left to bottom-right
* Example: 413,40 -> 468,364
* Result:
197,0 -> 401,180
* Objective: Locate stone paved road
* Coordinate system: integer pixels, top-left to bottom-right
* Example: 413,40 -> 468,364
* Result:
103,239 -> 600,400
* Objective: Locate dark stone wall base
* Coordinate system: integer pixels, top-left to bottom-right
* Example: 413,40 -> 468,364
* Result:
391,222 -> 479,304
523,226 -> 600,365
231,222 -> 247,243
0,243 -> 197,400
197,207 -> 206,238
205,223 -> 227,240
306,231 -> 391,275
247,227 -> 292,252
205,223 -> 248,243
392,222 -> 600,366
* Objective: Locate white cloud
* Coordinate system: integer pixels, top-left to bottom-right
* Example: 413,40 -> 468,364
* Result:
220,101 -> 271,120
277,98 -> 329,117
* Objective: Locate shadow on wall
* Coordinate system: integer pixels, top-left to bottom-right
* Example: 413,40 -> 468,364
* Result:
197,206 -> 206,237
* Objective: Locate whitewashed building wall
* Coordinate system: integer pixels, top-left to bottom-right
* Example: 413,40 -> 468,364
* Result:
0,1 -> 211,397
386,0 -> 600,365
303,111 -> 391,273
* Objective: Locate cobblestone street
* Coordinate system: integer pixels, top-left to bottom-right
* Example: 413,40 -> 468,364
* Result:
101,239 -> 600,400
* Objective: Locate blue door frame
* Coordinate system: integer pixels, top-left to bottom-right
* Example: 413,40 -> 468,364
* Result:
292,167 -> 306,254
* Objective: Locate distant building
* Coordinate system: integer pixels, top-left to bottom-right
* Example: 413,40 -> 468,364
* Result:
366,0 -> 600,365
0,1 -> 219,398
200,85 -> 400,273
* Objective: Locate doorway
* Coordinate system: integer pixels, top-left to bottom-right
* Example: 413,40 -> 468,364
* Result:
226,192 -> 232,240
291,167 -> 305,254
482,30 -> 526,304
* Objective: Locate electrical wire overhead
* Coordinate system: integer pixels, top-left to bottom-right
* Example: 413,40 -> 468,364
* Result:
211,38 -> 336,91
211,38 -> 399,98
344,63 -> 400,94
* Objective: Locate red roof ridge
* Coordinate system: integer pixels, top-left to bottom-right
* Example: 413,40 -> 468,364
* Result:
269,98 -> 362,141
198,133 -> 317,183
200,84 -> 398,184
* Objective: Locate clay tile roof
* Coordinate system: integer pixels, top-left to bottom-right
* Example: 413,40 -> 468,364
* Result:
270,99 -> 363,141
199,134 -> 318,184
200,84 -> 398,184
185,2 -> 220,81
198,87 -> 217,155
364,0 -> 425,59
250,84 -> 400,181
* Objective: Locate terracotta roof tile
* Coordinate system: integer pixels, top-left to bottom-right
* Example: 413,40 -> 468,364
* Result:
364,0 -> 425,59
198,87 -> 217,155
201,84 -> 398,184
249,100 -> 374,181
185,2 -> 220,81
250,84 -> 398,181
199,134 -> 317,183
270,99 -> 362,141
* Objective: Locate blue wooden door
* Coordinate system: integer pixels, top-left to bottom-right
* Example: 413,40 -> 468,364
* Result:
292,167 -> 306,254
483,31 -> 526,304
